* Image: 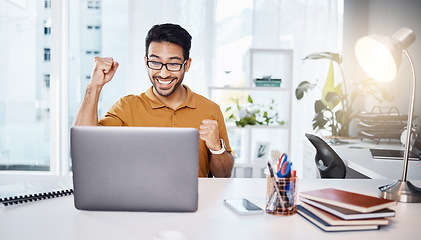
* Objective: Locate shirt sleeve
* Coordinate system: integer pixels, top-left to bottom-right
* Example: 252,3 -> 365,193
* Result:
98,98 -> 127,126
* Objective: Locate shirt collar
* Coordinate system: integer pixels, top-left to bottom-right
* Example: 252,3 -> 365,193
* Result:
145,85 -> 197,110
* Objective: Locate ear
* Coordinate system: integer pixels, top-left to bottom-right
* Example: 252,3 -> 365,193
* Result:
144,55 -> 149,69
184,58 -> 192,72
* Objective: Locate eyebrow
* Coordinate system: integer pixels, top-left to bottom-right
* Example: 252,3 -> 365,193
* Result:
148,54 -> 183,61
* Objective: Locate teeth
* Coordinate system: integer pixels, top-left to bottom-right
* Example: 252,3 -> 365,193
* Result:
158,79 -> 171,85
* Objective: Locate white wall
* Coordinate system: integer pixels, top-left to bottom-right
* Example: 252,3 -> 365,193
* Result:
343,0 -> 421,120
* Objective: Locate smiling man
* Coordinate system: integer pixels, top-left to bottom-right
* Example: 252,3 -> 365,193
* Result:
73,23 -> 234,178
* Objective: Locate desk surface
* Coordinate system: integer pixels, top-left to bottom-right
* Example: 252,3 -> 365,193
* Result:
330,140 -> 421,180
1,175 -> 420,240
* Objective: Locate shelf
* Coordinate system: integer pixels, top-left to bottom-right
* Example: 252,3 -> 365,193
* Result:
226,125 -> 290,129
234,162 -> 267,168
209,86 -> 290,91
209,48 -> 293,177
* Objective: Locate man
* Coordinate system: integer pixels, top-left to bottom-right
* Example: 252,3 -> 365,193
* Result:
73,23 -> 234,178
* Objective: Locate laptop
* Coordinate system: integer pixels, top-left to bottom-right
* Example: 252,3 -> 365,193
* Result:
370,128 -> 421,161
70,126 -> 199,212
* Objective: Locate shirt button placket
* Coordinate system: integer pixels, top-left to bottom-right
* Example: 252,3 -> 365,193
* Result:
173,111 -> 177,126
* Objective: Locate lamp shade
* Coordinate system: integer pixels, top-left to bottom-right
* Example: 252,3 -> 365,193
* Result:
355,28 -> 415,82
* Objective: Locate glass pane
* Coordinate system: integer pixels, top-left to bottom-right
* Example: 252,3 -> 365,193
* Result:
68,0 -> 129,168
0,1 -> 51,171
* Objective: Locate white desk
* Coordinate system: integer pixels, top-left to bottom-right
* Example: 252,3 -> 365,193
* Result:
331,140 -> 421,180
1,175 -> 420,240
303,138 -> 421,180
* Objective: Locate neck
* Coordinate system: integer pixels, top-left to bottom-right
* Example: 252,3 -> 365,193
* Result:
153,85 -> 187,110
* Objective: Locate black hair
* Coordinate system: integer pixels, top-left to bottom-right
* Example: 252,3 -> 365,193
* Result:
145,23 -> 192,61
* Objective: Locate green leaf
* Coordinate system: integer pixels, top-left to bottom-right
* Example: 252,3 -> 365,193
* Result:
249,115 -> 256,125
324,92 -> 340,108
321,61 -> 343,109
248,95 -> 253,104
237,119 -> 247,127
335,110 -> 345,124
314,100 -> 327,113
234,98 -> 241,110
295,81 -> 317,100
312,112 -> 328,131
302,52 -> 342,64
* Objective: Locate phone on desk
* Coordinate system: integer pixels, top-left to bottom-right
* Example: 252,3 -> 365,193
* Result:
224,198 -> 264,215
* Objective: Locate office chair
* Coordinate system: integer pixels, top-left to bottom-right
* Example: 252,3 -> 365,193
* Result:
305,133 -> 347,178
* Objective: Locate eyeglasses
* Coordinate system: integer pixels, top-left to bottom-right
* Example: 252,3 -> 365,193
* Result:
146,58 -> 187,72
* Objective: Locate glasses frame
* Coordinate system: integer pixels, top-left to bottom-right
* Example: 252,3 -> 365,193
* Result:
146,58 -> 187,72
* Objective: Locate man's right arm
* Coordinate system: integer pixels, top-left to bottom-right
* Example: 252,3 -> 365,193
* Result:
73,57 -> 119,126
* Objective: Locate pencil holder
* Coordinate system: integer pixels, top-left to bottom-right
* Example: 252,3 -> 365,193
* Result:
265,176 -> 297,215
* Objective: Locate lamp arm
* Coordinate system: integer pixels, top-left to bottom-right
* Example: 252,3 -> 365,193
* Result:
401,49 -> 416,182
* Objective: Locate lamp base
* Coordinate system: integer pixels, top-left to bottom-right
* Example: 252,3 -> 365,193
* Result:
379,180 -> 421,203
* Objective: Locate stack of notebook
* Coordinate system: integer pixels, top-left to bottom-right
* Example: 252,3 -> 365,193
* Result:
297,188 -> 397,232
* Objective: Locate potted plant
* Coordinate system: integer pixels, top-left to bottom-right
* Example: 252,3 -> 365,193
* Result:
295,52 -> 393,137
225,95 -> 285,127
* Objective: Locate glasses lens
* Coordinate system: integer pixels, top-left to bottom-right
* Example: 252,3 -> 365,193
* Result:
148,61 -> 162,70
166,63 -> 182,71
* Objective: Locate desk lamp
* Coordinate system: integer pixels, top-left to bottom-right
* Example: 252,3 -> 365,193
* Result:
355,28 -> 421,203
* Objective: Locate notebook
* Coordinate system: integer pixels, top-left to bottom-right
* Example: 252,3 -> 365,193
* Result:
299,197 -> 395,220
299,188 -> 397,213
297,205 -> 380,232
70,126 -> 199,212
370,129 -> 421,161
0,178 -> 73,207
299,202 -> 390,226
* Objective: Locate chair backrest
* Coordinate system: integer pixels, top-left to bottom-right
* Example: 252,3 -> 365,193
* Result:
305,133 -> 347,178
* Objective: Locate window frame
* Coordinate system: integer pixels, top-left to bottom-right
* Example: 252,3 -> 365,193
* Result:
49,0 -> 70,175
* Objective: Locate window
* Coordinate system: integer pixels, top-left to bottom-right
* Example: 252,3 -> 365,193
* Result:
85,50 -> 100,55
87,1 -> 101,9
44,48 -> 51,61
44,20 -> 51,35
44,26 -> 51,35
69,0 -> 128,173
45,0 -> 51,8
1,1 -> 52,171
87,25 -> 101,30
44,74 -> 50,88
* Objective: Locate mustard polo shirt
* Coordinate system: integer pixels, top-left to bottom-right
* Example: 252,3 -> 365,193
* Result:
98,85 -> 231,177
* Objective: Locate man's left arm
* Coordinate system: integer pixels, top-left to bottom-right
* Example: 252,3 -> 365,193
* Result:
199,119 -> 234,178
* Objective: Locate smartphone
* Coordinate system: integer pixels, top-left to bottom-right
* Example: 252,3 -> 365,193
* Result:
223,198 -> 264,215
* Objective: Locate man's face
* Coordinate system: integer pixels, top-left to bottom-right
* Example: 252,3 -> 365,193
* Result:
145,41 -> 191,97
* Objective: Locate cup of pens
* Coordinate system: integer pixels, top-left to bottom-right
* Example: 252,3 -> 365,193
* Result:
266,154 -> 297,215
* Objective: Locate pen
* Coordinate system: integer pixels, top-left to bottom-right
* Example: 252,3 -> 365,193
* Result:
276,153 -> 292,178
267,162 -> 286,212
